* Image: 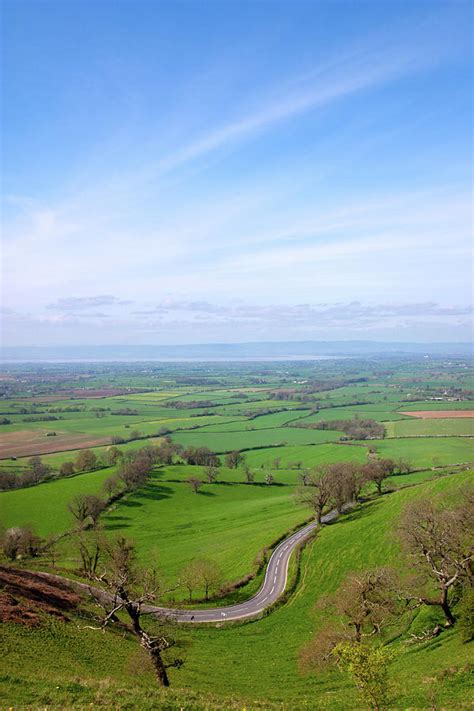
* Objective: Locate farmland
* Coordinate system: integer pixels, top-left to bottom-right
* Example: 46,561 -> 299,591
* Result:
0,357 -> 473,709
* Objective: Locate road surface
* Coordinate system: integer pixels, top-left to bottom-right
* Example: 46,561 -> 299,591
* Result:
34,510 -> 340,624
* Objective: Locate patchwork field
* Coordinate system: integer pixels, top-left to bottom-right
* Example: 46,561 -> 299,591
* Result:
1,358 -> 473,709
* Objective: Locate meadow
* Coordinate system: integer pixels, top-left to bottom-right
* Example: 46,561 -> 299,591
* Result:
1,358 -> 473,709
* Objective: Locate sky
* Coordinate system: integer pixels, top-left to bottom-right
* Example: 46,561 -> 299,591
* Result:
1,0 -> 473,346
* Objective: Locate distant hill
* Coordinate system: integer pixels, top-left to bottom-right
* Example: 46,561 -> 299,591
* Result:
1,340 -> 472,362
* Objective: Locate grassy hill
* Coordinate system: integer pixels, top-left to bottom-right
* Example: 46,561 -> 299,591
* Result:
1,471 -> 472,709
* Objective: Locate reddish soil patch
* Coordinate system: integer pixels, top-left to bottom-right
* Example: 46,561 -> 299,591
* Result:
400,410 -> 474,419
0,430 -> 111,459
30,388 -> 149,402
0,566 -> 81,626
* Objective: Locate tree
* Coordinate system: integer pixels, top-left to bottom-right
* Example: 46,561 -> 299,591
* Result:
273,457 -> 281,469
182,446 -> 219,467
68,494 -> 105,527
186,477 -> 203,494
204,466 -> 217,484
298,470 -> 311,486
296,470 -> 333,525
27,455 -> 50,483
106,446 -> 123,466
75,449 -> 98,472
195,559 -> 222,601
225,450 -> 245,469
60,461 -> 75,477
265,473 -> 275,485
362,459 -> 395,495
332,641 -> 393,711
76,530 -> 106,578
398,491 -> 474,627
103,475 -> 122,500
179,560 -> 202,601
2,526 -> 42,560
87,538 -> 183,687
244,465 -> 255,484
319,568 -> 399,643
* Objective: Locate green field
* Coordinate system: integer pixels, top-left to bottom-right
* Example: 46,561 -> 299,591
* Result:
2,471 -> 472,709
1,359 -> 474,709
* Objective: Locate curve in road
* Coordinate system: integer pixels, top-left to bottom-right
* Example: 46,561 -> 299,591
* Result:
33,510 -> 341,625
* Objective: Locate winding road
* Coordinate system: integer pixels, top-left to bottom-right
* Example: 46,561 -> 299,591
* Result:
35,510 -> 340,624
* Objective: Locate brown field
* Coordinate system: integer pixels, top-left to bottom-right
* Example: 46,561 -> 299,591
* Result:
0,430 -> 111,459
400,410 -> 474,419
29,387 -> 148,402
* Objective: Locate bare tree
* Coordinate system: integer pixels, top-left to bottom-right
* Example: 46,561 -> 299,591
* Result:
60,461 -> 75,477
265,473 -> 275,486
296,470 -> 333,525
225,450 -> 245,469
244,465 -> 255,484
106,446 -> 123,466
103,475 -> 122,500
204,466 -> 217,484
75,449 -> 98,472
363,459 -> 395,495
76,530 -> 106,578
300,567 -> 399,673
398,491 -> 474,627
195,559 -> 223,600
186,477 -> 203,494
87,538 -> 183,687
2,526 -> 42,560
68,494 -> 105,527
298,470 -> 311,487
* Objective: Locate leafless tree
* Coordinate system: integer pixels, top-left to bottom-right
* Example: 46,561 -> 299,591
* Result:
300,567 -> 399,671
363,458 -> 395,495
225,450 -> 245,469
76,530 -> 106,578
2,525 -> 42,560
75,449 -> 98,472
186,477 -> 203,494
86,538 -> 183,687
68,494 -> 105,527
244,465 -> 255,483
103,475 -> 122,500
60,461 -> 75,477
204,466 -> 217,484
265,473 -> 275,485
296,469 -> 333,525
398,490 -> 474,627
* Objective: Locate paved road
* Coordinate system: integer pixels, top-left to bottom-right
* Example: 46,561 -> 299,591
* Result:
34,511 -> 340,624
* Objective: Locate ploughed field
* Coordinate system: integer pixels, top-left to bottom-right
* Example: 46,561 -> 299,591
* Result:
0,359 -> 473,708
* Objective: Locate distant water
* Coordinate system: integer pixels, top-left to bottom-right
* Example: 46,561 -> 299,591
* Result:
1,355 -> 349,364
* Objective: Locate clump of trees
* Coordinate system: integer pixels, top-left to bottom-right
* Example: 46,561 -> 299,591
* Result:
0,456 -> 52,491
181,446 -> 219,467
164,400 -> 215,410
295,416 -> 385,440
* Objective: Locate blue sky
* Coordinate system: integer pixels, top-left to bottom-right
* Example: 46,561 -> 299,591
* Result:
1,0 -> 472,345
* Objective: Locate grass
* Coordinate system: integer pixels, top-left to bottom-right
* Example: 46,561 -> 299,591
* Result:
102,472 -> 309,593
364,436 -> 474,468
385,417 -> 474,437
1,472 -> 472,709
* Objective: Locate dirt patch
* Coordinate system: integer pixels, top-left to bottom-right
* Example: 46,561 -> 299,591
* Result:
0,566 -> 81,626
399,410 -> 474,419
0,430 -> 111,459
29,388 -> 149,402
